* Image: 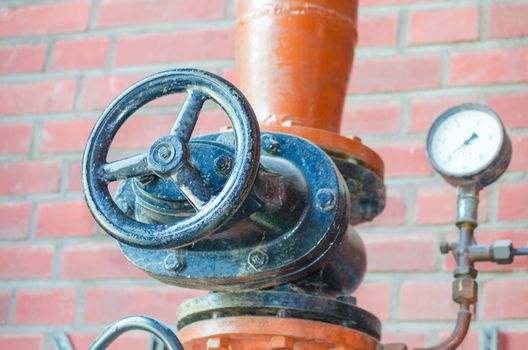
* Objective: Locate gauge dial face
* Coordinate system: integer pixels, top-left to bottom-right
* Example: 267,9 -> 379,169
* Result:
427,106 -> 504,177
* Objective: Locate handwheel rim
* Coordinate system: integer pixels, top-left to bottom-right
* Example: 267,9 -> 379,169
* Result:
82,69 -> 260,249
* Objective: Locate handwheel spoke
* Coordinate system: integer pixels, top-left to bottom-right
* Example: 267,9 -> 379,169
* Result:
170,90 -> 207,142
101,153 -> 151,182
169,161 -> 212,209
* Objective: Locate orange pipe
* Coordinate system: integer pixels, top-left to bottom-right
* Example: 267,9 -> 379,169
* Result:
235,0 -> 357,133
235,0 -> 384,179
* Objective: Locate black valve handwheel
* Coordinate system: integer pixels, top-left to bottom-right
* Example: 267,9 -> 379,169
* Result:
82,69 -> 260,249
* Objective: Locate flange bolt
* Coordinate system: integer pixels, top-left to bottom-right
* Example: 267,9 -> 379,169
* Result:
262,134 -> 280,154
248,249 -> 268,270
164,253 -> 184,272
214,155 -> 233,176
316,188 -> 336,211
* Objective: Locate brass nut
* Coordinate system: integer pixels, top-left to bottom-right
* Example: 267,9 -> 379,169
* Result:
454,266 -> 478,278
453,278 -> 478,304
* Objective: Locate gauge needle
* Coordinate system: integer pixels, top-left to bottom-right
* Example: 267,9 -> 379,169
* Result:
445,132 -> 479,162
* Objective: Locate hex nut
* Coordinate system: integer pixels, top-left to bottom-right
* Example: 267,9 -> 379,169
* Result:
316,188 -> 336,211
164,253 -> 185,272
439,241 -> 450,254
270,336 -> 294,350
492,240 -> 513,264
206,337 -> 229,350
248,249 -> 268,270
454,266 -> 478,278
214,155 -> 233,176
453,278 -> 478,304
262,134 -> 280,154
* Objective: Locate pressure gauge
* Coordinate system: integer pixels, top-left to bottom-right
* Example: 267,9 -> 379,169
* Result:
426,103 -> 511,188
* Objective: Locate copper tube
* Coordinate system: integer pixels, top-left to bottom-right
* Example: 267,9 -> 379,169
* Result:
415,303 -> 472,350
235,0 -> 358,133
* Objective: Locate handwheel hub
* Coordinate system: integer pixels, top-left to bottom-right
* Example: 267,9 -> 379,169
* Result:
148,136 -> 185,175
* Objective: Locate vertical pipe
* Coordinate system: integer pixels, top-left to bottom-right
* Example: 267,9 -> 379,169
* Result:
235,0 -> 358,133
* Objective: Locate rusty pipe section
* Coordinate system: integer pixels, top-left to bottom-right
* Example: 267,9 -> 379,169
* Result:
235,0 -> 358,133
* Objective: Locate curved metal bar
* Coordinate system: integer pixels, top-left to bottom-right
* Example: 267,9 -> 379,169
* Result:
87,316 -> 184,350
415,303 -> 472,350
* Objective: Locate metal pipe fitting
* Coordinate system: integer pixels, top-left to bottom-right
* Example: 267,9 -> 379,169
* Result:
455,185 -> 480,226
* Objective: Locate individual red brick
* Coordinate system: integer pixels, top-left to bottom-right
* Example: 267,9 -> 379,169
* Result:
60,243 -> 146,279
489,4 -> 528,39
408,7 -> 479,45
481,279 -> 528,319
35,200 -> 96,237
499,332 -> 528,349
510,137 -> 528,172
0,79 -> 77,115
51,38 -> 110,71
68,332 -> 149,350
408,95 -> 479,132
0,2 -> 90,38
498,183 -> 528,221
342,99 -> 401,135
364,234 -> 437,271
361,188 -> 406,227
97,0 -> 226,28
13,287 -> 77,325
357,14 -> 398,47
40,118 -> 95,154
0,245 -> 54,279
414,186 -> 488,225
79,74 -> 144,110
115,28 -> 234,66
448,48 -> 528,86
372,141 -> 432,177
68,160 -> 83,192
0,290 -> 9,324
354,282 -> 392,320
444,230 -> 528,272
0,123 -> 32,155
82,286 -> 205,324
0,44 -> 46,74
0,160 -> 61,195
0,334 -> 43,350
382,333 -> 428,349
349,55 -> 441,93
399,281 -> 459,320
0,202 -> 31,239
486,92 -> 528,129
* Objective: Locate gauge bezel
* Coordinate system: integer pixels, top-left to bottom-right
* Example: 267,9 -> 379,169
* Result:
426,103 -> 511,188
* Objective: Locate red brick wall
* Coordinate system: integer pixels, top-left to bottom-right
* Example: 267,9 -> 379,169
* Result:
0,1 -> 526,349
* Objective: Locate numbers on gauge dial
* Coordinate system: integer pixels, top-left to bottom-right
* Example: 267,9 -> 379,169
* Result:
430,109 -> 503,176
